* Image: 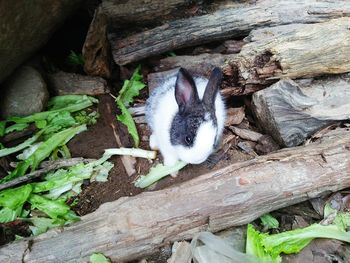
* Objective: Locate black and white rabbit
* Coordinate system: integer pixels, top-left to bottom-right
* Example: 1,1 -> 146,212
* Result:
145,67 -> 226,166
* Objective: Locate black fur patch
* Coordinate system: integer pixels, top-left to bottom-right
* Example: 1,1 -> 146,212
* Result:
170,103 -> 217,148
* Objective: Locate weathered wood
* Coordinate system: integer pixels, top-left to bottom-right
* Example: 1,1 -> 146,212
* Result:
252,75 -> 350,147
48,71 -> 109,96
102,0 -> 202,26
232,17 -> 350,86
110,0 -> 350,65
82,6 -> 111,78
2,129 -> 350,262
154,17 -> 350,96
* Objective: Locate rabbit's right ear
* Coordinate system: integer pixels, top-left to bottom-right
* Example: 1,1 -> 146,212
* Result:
203,67 -> 223,109
175,68 -> 199,114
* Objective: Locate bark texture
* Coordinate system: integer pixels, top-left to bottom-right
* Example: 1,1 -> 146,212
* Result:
1,130 -> 350,262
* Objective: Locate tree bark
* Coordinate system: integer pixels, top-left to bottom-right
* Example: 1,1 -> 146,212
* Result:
252,75 -> 350,147
110,0 -> 350,65
1,129 -> 350,262
102,0 -> 205,27
153,17 -> 350,96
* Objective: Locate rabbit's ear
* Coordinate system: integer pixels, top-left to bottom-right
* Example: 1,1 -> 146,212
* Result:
203,67 -> 223,108
175,68 -> 199,113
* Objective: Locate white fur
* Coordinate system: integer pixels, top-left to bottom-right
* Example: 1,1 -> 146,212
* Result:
146,76 -> 226,166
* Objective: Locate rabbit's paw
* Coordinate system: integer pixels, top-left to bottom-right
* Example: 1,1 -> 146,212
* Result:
149,134 -> 159,150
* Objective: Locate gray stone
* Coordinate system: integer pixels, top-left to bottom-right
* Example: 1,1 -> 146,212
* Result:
0,0 -> 82,83
48,71 -> 109,96
1,66 -> 49,118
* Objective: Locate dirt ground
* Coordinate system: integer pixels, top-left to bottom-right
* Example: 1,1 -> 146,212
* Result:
69,94 -> 253,216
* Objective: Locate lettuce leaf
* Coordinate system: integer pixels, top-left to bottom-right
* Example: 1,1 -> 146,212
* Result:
0,125 -> 87,183
90,253 -> 111,263
116,100 -> 140,147
135,161 -> 187,188
0,184 -> 33,210
28,194 -> 76,220
246,223 -> 350,262
116,65 -> 146,147
8,95 -> 97,124
0,129 -> 44,158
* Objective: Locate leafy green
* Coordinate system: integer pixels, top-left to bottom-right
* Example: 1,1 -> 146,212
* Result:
0,129 -> 44,158
0,125 -> 87,183
0,121 -> 6,136
0,184 -> 33,210
90,253 -> 111,263
8,95 -> 97,124
260,213 -> 279,229
116,100 -> 140,147
28,194 -> 76,220
135,161 -> 187,188
116,65 -> 146,147
0,185 -> 33,223
5,123 -> 29,134
0,207 -> 18,223
246,224 -> 277,263
67,50 -> 85,66
246,223 -> 350,263
24,217 -> 66,236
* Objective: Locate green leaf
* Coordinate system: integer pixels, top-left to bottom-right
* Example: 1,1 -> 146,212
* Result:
135,161 -> 187,188
32,164 -> 93,193
116,65 -> 145,106
116,101 -> 139,147
0,184 -> 33,210
28,194 -> 72,219
0,121 -> 6,136
0,207 -> 18,223
0,125 -> 87,183
260,213 -> 279,229
246,224 -> 279,263
8,95 -> 97,124
5,123 -> 29,134
90,253 -> 111,263
262,224 -> 350,258
116,65 -> 146,147
0,129 -> 44,158
24,217 -> 66,236
35,120 -> 47,129
67,50 -> 85,66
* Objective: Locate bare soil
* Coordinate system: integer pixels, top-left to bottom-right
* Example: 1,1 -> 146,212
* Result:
68,94 -> 252,216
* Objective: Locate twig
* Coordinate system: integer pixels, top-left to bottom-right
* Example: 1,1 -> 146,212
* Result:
0,158 -> 96,191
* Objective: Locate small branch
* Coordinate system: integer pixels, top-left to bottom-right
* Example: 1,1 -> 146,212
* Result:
0,158 -> 95,191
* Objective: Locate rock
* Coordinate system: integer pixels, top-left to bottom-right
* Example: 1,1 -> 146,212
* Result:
0,0 -> 82,83
0,66 -> 49,118
48,71 -> 109,96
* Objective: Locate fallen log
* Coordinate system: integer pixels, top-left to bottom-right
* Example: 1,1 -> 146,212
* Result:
1,129 -> 350,262
102,0 -> 204,27
110,0 -> 350,65
154,17 -> 350,95
252,75 -> 350,147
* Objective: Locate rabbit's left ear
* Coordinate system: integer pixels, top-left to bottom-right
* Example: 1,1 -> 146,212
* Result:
203,67 -> 222,108
175,68 -> 200,114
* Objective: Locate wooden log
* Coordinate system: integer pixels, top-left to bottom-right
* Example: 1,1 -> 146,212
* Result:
233,17 -> 350,86
101,0 -> 203,27
2,129 -> 350,262
251,75 -> 350,147
154,17 -> 350,96
110,0 -> 350,65
82,6 -> 112,79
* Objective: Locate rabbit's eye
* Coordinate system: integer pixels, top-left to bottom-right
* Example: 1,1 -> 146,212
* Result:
185,136 -> 193,145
